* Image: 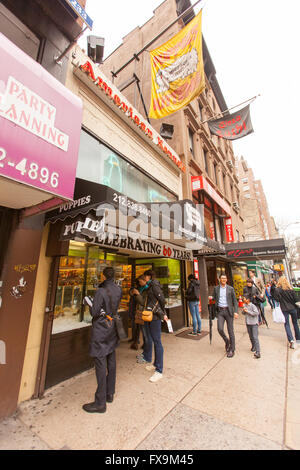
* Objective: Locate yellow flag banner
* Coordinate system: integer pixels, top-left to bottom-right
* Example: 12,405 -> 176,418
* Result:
149,10 -> 205,119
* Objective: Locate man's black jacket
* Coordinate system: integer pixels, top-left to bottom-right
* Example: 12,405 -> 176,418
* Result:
89,279 -> 122,358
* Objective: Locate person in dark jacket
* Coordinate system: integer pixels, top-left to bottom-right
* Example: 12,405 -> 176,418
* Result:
83,267 -> 122,413
212,274 -> 239,358
134,271 -> 168,383
271,276 -> 300,349
186,274 -> 201,336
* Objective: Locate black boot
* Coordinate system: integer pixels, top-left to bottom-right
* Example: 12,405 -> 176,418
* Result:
82,402 -> 106,413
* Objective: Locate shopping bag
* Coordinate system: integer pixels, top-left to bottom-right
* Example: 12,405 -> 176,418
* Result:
272,303 -> 285,324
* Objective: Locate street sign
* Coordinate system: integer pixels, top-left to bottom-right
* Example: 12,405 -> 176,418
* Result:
62,0 -> 93,30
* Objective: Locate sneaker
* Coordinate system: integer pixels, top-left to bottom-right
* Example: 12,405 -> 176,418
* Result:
188,332 -> 197,336
149,372 -> 163,383
146,364 -> 156,372
254,352 -> 261,359
137,356 -> 148,364
227,351 -> 235,358
289,341 -> 296,349
197,331 -> 202,336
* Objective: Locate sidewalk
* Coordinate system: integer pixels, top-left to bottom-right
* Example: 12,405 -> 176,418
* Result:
1,308 -> 299,450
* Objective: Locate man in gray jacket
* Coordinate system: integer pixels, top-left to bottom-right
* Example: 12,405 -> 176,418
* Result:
242,293 -> 261,358
212,274 -> 239,358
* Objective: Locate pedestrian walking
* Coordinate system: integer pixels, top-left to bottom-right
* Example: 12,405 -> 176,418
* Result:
271,276 -> 300,349
242,294 -> 261,359
212,274 -> 239,358
186,274 -> 202,336
134,271 -> 168,382
83,267 -> 122,413
265,283 -> 275,309
249,271 -> 268,327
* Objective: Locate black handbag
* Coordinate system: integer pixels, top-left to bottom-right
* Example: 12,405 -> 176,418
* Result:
114,313 -> 127,340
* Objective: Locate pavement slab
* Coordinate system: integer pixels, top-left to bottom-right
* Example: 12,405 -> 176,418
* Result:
0,311 -> 299,450
136,403 -> 281,450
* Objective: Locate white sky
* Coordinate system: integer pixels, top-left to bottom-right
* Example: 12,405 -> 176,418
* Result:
78,0 -> 300,240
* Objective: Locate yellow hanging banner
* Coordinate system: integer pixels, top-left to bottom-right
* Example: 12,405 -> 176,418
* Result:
149,10 -> 205,119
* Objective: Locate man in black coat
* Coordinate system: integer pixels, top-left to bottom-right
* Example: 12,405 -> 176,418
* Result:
83,267 -> 122,413
212,274 -> 239,358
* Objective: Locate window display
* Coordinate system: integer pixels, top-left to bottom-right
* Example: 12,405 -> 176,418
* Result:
231,264 -> 248,298
52,242 -> 132,334
136,258 -> 182,308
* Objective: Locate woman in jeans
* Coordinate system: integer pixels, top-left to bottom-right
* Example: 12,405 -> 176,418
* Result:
271,276 -> 300,349
133,274 -> 168,383
186,274 -> 201,336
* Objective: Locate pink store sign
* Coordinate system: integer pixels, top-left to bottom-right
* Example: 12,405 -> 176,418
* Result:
0,33 -> 82,200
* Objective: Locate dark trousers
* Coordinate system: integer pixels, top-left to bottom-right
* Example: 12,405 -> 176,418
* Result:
94,351 -> 116,406
247,324 -> 260,353
143,319 -> 164,373
282,309 -> 300,342
217,307 -> 235,352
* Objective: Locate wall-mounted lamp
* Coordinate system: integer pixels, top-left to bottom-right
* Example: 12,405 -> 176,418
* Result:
160,123 -> 174,140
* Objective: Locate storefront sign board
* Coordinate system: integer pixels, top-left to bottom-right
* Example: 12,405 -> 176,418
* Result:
191,175 -> 231,216
0,34 -> 82,200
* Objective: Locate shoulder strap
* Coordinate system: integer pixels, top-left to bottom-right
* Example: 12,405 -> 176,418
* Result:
100,285 -> 115,316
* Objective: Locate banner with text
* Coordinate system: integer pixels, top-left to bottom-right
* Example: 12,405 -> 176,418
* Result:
208,105 -> 254,140
149,10 -> 205,119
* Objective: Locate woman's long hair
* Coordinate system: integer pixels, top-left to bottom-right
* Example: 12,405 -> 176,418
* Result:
277,276 -> 292,290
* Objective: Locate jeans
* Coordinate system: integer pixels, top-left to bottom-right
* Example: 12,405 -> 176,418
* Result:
94,351 -> 116,406
282,309 -> 300,342
247,324 -> 260,353
188,301 -> 202,333
143,319 -> 164,373
217,307 -> 235,352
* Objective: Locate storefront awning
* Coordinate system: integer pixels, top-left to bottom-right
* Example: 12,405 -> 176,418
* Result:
46,178 -> 212,254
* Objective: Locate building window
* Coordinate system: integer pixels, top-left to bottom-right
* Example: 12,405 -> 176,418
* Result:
204,150 -> 209,174
242,178 -> 248,184
223,173 -> 227,195
188,128 -> 194,155
77,129 -> 177,203
0,4 -> 40,61
236,230 -> 240,241
199,102 -> 203,121
243,186 -> 250,191
213,163 -> 218,184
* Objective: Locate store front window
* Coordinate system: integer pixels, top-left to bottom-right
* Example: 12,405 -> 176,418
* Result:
77,130 -> 177,203
136,258 -> 182,308
52,242 -> 132,334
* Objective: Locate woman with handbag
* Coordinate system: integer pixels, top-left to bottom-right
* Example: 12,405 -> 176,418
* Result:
133,274 -> 168,383
271,276 -> 300,349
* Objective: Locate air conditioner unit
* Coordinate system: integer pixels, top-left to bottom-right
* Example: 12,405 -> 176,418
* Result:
232,202 -> 240,211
